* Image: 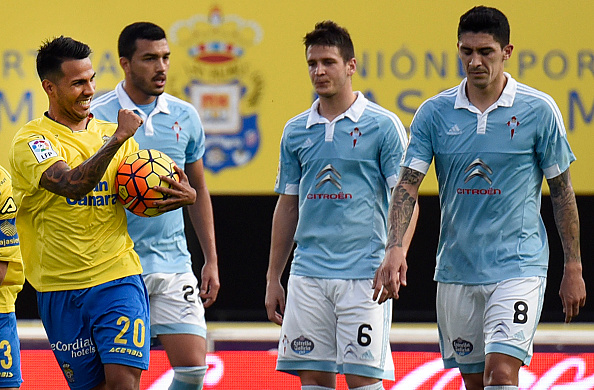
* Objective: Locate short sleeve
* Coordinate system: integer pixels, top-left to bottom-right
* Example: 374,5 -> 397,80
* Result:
274,125 -> 301,195
403,101 -> 435,174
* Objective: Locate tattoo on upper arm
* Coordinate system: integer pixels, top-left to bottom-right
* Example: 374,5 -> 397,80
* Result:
40,136 -> 122,200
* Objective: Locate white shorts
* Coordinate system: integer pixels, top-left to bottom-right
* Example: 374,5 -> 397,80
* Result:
277,275 -> 394,380
437,276 -> 546,374
143,272 -> 207,341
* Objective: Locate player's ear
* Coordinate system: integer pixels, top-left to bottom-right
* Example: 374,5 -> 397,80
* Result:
41,79 -> 55,96
503,44 -> 514,60
120,57 -> 130,73
347,57 -> 357,76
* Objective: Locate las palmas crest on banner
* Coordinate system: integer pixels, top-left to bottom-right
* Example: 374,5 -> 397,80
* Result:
169,6 -> 263,173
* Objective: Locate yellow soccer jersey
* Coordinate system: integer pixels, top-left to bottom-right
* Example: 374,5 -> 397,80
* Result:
9,114 -> 142,292
0,165 -> 24,312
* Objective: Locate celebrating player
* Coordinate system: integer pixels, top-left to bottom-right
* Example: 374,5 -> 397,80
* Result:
92,22 -> 219,390
376,6 -> 586,390
10,36 -> 150,390
0,165 -> 24,390
265,21 -> 416,390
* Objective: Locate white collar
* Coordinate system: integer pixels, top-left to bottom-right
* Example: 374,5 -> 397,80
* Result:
115,81 -> 170,135
306,91 -> 368,128
454,72 -> 517,110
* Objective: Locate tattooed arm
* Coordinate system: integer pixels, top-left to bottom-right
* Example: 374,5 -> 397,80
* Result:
547,169 -> 586,323
40,109 -> 143,200
373,167 -> 424,304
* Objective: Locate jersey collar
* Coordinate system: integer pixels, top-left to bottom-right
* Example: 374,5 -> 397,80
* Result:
115,81 -> 170,136
306,91 -> 368,128
454,72 -> 517,110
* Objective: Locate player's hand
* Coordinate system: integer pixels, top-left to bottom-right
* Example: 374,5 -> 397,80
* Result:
200,261 -> 220,308
153,165 -> 197,211
114,109 -> 143,141
265,280 -> 286,325
559,261 -> 586,323
372,245 -> 408,304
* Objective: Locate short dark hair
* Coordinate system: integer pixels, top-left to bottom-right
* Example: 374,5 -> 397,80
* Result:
458,6 -> 510,47
36,36 -> 92,82
118,22 -> 166,59
303,21 -> 355,63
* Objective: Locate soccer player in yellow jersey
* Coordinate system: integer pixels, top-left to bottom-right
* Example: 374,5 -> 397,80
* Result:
9,36 -> 194,390
0,165 -> 25,389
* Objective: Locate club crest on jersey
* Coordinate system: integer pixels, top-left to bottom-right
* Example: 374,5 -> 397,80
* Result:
291,335 -> 314,355
172,121 -> 182,142
452,337 -> 473,356
350,127 -> 362,147
507,116 -> 520,139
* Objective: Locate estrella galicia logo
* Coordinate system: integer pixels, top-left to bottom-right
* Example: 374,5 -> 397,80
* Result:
315,164 -> 341,190
452,337 -> 473,356
291,336 -> 314,355
464,158 -> 493,185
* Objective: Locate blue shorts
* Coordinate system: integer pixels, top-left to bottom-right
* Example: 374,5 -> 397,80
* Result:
37,275 -> 150,390
0,313 -> 22,388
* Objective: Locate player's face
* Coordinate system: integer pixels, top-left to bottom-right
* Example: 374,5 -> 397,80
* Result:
306,45 -> 355,99
458,32 -> 513,91
47,58 -> 95,127
123,38 -> 170,103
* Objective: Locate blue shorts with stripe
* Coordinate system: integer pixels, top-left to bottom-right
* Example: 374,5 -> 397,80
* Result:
37,275 -> 150,390
0,312 -> 22,388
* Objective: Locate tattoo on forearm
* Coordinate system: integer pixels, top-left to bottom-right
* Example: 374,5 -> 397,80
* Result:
41,136 -> 122,200
548,170 -> 581,264
386,169 -> 422,249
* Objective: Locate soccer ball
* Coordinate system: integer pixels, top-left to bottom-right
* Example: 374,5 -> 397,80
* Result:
115,149 -> 179,217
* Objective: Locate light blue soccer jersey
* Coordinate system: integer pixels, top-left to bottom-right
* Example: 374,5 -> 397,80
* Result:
404,74 -> 575,285
275,92 -> 408,279
92,82 -> 205,275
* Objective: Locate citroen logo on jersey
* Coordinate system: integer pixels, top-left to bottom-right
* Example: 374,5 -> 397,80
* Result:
464,158 -> 493,185
315,164 -> 342,190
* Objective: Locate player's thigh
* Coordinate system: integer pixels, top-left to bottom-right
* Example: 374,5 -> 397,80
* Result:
103,363 -> 142,389
335,279 -> 394,381
484,276 -> 546,365
37,289 -> 106,389
436,282 -> 486,374
0,313 -> 22,389
278,276 -> 337,362
87,276 -> 150,371
144,272 -> 206,340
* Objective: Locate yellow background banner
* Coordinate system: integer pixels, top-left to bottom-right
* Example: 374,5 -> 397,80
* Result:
1,0 -> 592,194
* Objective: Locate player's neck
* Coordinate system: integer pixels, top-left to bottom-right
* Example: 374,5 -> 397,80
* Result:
466,73 -> 507,113
123,81 -> 157,106
318,90 -> 357,122
46,109 -> 90,132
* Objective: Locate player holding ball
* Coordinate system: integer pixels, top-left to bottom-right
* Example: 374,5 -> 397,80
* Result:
9,36 -> 193,390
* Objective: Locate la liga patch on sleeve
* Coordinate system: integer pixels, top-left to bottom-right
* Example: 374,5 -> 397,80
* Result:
28,139 -> 58,163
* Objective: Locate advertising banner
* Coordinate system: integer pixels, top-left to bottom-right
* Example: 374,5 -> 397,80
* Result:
1,0 -> 592,194
19,350 -> 594,389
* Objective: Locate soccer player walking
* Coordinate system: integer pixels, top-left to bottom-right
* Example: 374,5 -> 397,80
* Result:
92,22 -> 219,390
265,21 -> 416,390
375,6 -> 586,390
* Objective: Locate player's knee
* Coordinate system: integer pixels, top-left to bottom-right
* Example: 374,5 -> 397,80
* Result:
484,365 -> 517,386
349,381 -> 384,390
168,366 -> 207,390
